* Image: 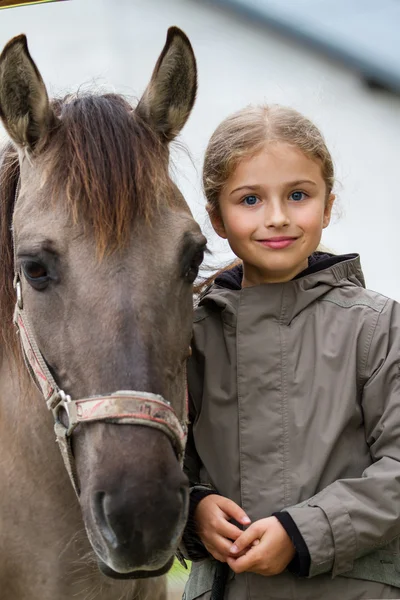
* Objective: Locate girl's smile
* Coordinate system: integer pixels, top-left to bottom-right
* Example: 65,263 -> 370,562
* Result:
256,236 -> 298,249
210,141 -> 335,287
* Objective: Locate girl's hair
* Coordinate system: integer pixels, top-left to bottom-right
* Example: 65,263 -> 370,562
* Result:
203,104 -> 334,218
195,104 -> 335,294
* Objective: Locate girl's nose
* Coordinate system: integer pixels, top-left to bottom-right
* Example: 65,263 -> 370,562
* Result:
264,200 -> 290,228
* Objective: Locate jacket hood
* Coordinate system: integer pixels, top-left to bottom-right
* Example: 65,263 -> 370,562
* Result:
198,253 -> 365,325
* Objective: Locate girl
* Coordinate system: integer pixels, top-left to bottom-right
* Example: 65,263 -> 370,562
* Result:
180,105 -> 400,600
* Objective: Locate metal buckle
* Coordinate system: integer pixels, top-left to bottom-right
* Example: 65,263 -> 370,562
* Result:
59,390 -> 72,404
53,390 -> 75,435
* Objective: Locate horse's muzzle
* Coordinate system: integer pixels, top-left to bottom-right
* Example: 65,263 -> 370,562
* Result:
91,483 -> 188,572
78,427 -> 189,576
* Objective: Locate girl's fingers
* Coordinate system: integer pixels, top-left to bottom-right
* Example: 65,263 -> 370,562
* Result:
227,547 -> 258,574
216,519 -> 243,541
227,539 -> 266,573
217,497 -> 251,526
229,522 -> 261,554
207,534 -> 236,558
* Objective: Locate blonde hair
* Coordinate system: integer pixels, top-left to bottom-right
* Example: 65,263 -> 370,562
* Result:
196,105 -> 335,294
203,104 -> 334,217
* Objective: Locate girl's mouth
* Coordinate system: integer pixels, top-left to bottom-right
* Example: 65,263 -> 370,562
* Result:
257,237 -> 297,249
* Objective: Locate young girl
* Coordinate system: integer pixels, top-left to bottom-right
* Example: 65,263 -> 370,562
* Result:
180,105 -> 400,600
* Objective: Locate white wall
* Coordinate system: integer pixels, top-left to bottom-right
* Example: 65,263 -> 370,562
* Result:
1,0 -> 400,298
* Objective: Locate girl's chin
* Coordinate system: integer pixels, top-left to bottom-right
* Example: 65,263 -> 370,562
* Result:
244,261 -> 309,284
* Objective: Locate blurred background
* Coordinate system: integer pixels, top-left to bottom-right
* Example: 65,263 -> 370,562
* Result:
0,0 -> 399,593
1,0 -> 400,300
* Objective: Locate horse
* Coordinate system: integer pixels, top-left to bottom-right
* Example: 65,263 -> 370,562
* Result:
0,27 -> 205,600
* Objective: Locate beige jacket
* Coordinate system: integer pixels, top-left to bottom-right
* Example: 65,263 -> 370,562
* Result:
183,255 -> 400,600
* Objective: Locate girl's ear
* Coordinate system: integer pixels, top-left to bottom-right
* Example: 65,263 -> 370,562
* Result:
207,207 -> 227,239
323,193 -> 335,229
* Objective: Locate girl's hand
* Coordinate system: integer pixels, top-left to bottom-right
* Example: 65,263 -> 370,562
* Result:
195,494 -> 251,562
226,516 -> 295,575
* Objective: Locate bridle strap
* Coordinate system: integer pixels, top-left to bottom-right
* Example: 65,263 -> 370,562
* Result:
13,303 -> 60,409
57,393 -> 187,457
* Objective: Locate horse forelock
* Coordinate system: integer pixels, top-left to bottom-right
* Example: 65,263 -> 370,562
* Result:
46,92 -> 173,253
0,91 -> 175,357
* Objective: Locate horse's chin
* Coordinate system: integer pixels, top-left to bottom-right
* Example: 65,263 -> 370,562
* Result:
98,556 -> 174,579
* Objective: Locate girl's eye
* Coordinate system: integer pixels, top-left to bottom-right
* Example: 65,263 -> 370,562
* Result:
22,261 -> 49,287
242,195 -> 259,206
290,191 -> 307,202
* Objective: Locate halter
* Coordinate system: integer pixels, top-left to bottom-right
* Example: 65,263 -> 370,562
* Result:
12,182 -> 187,497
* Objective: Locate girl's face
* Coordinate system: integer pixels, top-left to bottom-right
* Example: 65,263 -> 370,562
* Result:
210,142 -> 335,286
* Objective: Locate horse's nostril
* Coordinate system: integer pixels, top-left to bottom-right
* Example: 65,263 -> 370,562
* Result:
93,491 -> 118,549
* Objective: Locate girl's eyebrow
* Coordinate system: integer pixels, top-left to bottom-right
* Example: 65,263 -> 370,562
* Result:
229,184 -> 262,195
229,180 -> 318,195
287,179 -> 318,187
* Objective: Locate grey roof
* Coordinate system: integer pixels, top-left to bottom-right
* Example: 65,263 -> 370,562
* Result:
202,0 -> 400,94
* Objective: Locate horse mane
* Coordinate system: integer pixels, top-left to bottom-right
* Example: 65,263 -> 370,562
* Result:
0,92 -> 172,355
0,142 -> 19,357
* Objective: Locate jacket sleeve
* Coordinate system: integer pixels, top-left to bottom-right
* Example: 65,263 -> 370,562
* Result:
179,339 -> 216,561
283,298 -> 400,578
179,410 -> 215,561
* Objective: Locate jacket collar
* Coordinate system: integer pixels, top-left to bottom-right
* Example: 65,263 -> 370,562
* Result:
199,254 -> 365,325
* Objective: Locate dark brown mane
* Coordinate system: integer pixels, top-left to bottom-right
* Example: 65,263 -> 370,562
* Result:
0,92 -> 172,354
0,142 -> 19,356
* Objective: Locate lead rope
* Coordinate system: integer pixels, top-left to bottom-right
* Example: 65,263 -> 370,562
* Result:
211,562 -> 229,600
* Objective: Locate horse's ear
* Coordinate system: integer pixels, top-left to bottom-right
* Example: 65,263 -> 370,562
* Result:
0,34 -> 55,153
136,27 -> 197,142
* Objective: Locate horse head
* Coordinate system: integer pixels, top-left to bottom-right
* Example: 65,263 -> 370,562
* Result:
0,28 -> 205,578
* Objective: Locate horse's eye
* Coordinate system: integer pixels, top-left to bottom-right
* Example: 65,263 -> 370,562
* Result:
22,261 -> 49,287
185,248 -> 204,283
